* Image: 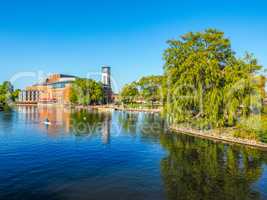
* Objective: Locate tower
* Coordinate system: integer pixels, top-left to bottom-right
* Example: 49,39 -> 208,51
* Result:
101,66 -> 112,103
101,66 -> 111,87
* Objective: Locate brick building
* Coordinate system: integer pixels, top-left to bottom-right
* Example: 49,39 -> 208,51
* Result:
18,66 -> 112,105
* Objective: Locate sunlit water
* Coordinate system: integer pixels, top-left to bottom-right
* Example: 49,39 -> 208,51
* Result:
0,106 -> 267,200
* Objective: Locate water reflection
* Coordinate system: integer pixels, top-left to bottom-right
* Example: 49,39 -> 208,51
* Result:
17,105 -> 72,136
116,111 -> 165,142
139,113 -> 166,142
0,109 -> 15,132
70,109 -> 111,144
117,112 -> 139,135
17,106 -> 112,143
160,133 -> 267,200
8,106 -> 267,199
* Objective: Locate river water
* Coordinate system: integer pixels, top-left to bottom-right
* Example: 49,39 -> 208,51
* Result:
0,106 -> 267,200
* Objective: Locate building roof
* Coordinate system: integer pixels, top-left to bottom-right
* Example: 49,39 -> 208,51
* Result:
32,83 -> 47,86
58,74 -> 77,78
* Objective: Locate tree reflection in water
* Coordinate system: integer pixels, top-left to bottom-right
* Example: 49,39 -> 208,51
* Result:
70,109 -> 111,141
117,111 -> 166,139
0,110 -> 14,132
160,133 -> 267,200
139,113 -> 166,142
117,111 -> 139,135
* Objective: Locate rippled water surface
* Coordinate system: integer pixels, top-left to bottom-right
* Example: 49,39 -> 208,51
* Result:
0,106 -> 267,200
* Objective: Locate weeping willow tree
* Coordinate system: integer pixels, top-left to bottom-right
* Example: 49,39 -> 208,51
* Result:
163,29 -> 263,129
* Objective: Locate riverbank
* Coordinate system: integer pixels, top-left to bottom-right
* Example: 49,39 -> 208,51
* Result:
110,105 -> 161,113
74,105 -> 161,113
170,125 -> 267,150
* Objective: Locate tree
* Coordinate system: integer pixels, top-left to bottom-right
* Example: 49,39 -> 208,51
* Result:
137,75 -> 163,107
0,81 -> 17,109
163,29 -> 262,128
70,78 -> 104,105
119,83 -> 139,104
254,75 -> 266,99
2,81 -> 14,93
0,81 -> 21,110
119,76 -> 164,107
11,89 -> 21,101
0,85 -> 6,105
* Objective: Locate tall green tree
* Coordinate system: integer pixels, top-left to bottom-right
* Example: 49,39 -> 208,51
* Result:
0,81 -> 13,103
138,75 -> 163,107
163,29 -> 262,128
119,76 -> 164,106
70,78 -> 104,105
11,89 -> 21,101
119,83 -> 139,104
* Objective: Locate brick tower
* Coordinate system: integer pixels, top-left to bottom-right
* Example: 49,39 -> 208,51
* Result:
101,66 -> 112,104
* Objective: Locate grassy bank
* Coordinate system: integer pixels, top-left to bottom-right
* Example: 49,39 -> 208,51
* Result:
170,125 -> 267,150
168,112 -> 267,149
118,102 -> 162,109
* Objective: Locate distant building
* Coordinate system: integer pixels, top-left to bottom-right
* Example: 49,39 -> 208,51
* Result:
18,67 -> 113,105
18,74 -> 76,105
101,66 -> 112,104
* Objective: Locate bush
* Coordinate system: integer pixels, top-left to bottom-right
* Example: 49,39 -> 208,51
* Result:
234,115 -> 267,142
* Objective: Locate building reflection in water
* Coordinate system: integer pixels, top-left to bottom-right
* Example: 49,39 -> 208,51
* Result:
17,105 -> 72,136
17,106 -> 112,143
37,105 -> 71,135
101,113 -> 111,144
17,105 -> 39,123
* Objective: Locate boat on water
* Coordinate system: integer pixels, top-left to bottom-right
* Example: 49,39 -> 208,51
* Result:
43,118 -> 51,125
44,121 -> 51,125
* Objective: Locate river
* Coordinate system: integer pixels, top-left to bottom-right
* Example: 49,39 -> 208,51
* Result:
0,106 -> 267,200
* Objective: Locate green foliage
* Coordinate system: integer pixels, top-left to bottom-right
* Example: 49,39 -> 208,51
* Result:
119,83 -> 139,104
70,78 -> 104,105
233,115 -> 267,143
119,75 -> 163,106
11,89 -> 21,101
254,75 -> 266,99
0,81 -> 16,109
163,29 -> 263,129
137,75 -> 163,106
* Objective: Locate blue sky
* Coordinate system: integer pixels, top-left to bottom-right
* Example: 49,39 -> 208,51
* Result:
0,0 -> 266,92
